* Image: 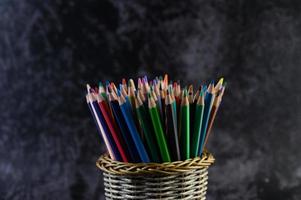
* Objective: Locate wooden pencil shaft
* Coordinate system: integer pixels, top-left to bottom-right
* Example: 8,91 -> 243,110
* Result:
110,100 -> 140,162
87,76 -> 225,164
136,104 -> 161,163
191,103 -> 204,157
189,101 -> 196,151
98,99 -> 129,162
89,99 -> 119,160
165,104 -> 181,161
86,97 -> 101,136
149,102 -> 171,162
180,104 -> 190,159
198,91 -> 215,155
119,101 -> 150,163
203,105 -> 218,148
203,94 -> 223,147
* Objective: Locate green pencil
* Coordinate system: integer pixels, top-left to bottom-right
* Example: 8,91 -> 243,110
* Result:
148,95 -> 171,162
165,93 -> 181,161
191,92 -> 205,157
135,95 -> 161,163
180,89 -> 190,159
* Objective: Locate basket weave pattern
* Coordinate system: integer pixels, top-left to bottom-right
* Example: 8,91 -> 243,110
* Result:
97,152 -> 214,199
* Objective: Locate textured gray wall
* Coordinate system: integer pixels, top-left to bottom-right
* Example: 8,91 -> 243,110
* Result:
0,0 -> 301,199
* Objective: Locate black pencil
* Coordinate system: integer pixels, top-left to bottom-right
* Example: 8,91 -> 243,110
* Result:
165,92 -> 181,161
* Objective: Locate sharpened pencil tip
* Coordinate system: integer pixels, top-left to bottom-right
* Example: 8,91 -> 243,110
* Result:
207,83 -> 215,93
183,88 -> 188,97
144,76 -> 148,82
86,84 -> 91,93
116,89 -> 121,96
85,75 -> 226,160
219,77 -> 224,84
135,94 -> 143,107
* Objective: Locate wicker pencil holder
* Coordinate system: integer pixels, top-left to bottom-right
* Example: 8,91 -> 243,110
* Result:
96,152 -> 215,200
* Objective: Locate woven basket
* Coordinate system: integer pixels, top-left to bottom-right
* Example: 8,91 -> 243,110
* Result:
96,152 -> 214,200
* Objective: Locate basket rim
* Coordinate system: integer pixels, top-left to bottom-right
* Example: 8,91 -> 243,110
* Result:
96,151 -> 215,175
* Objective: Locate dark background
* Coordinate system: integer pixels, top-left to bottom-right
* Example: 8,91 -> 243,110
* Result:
1,0 -> 301,199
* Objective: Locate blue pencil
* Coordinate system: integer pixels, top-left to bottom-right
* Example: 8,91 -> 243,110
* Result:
87,92 -> 121,161
119,85 -> 132,113
198,83 -> 216,155
118,94 -> 150,163
108,92 -> 141,162
86,95 -> 103,143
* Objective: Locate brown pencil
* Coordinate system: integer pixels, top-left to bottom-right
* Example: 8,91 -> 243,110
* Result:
203,86 -> 225,147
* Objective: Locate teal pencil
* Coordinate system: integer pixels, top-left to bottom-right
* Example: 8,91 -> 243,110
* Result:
198,83 -> 216,155
203,84 -> 226,147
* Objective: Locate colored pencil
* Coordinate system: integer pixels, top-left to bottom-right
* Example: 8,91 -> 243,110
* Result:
118,94 -> 150,163
128,81 -> 136,109
188,85 -> 195,149
191,92 -> 205,157
179,89 -> 190,159
135,95 -> 161,162
154,84 -> 163,119
98,82 -> 107,100
165,93 -> 181,161
214,77 -> 224,91
148,95 -> 171,162
129,79 -> 136,91
160,83 -> 166,126
122,78 -> 127,93
203,84 -> 226,147
86,76 -> 226,163
86,95 -> 103,143
128,81 -> 141,136
119,85 -> 132,114
109,92 -> 140,162
97,94 -> 129,162
87,91 -> 119,160
198,83 -> 216,155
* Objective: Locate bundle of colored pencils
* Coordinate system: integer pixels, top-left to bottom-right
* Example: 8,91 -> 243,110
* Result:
86,75 -> 226,163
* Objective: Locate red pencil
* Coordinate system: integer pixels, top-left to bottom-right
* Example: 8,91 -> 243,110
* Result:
96,94 -> 129,162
